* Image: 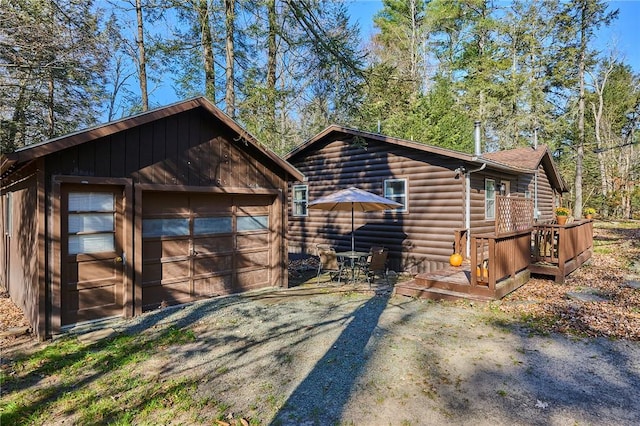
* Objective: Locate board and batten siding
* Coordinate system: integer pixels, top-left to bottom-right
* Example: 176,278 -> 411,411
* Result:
44,109 -> 284,190
0,175 -> 41,334
288,137 -> 465,273
1,98 -> 304,339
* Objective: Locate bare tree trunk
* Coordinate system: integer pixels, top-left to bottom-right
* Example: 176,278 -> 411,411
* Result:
589,69 -> 610,216
224,0 -> 235,117
7,80 -> 29,150
136,0 -> 148,111
47,72 -> 55,138
410,0 -> 417,79
266,0 -> 277,125
574,5 -> 587,219
198,0 -> 215,102
620,126 -> 636,219
46,1 -> 55,138
620,149 -> 631,218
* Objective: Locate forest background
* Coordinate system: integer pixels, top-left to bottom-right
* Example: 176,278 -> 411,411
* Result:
1,0 -> 639,219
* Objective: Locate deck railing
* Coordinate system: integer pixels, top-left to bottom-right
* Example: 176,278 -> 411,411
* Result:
470,230 -> 532,290
454,228 -> 468,259
495,196 -> 534,236
531,219 -> 594,282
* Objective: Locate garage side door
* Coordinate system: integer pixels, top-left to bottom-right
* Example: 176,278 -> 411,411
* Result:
141,192 -> 274,312
61,185 -> 126,325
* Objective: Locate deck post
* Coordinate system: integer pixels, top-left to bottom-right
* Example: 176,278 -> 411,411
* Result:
488,238 -> 496,291
470,236 -> 478,287
557,225 -> 567,283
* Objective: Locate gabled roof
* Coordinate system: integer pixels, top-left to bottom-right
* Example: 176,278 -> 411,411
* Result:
287,125 -> 474,163
482,145 -> 547,170
483,145 -> 569,192
287,125 -> 568,192
1,97 -> 303,181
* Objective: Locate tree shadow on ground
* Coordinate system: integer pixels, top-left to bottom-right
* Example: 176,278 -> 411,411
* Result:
446,320 -> 640,425
270,290 -> 391,425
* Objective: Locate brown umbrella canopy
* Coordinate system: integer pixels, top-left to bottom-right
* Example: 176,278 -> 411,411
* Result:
308,187 -> 403,251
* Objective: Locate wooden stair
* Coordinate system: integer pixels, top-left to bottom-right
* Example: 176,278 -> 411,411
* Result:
394,264 -> 530,302
394,279 -> 494,302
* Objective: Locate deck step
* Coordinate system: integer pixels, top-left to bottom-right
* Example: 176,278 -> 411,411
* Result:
394,280 -> 494,302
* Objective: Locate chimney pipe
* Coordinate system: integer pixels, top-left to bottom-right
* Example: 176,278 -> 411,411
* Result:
474,121 -> 481,156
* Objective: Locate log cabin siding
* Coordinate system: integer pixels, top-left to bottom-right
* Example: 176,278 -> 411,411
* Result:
288,137 -> 465,273
288,126 -> 568,277
534,164 -> 556,222
511,164 -> 555,222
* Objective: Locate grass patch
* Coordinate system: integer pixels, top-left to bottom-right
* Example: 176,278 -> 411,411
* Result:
1,326 -> 205,425
593,245 -> 613,255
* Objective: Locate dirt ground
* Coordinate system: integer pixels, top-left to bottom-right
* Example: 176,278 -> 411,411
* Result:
2,222 -> 639,425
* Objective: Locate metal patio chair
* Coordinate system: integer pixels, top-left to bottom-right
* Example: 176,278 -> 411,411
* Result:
359,246 -> 389,287
316,245 -> 344,285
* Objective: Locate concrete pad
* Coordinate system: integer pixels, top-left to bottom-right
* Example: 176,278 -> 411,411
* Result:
0,326 -> 30,337
567,288 -> 608,302
76,328 -> 117,344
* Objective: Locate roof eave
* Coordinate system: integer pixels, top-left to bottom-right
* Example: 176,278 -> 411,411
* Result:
286,125 -> 475,163
476,158 -> 537,174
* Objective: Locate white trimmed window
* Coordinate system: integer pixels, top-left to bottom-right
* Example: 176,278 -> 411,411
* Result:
292,185 -> 308,217
384,178 -> 408,212
485,179 -> 496,220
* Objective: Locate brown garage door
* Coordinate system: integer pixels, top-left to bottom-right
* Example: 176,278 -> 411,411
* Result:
141,192 -> 273,311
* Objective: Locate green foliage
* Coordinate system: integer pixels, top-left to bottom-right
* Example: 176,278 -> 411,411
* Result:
0,0 -> 107,151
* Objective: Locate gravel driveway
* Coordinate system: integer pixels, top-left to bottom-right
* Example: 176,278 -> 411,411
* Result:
76,281 -> 640,426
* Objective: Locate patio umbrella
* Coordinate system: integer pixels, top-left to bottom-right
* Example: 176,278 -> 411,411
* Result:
308,187 -> 403,252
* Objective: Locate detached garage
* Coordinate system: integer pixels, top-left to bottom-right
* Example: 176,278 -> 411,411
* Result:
0,97 -> 303,339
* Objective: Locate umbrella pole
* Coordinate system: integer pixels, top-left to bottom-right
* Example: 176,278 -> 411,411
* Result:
351,204 -> 355,252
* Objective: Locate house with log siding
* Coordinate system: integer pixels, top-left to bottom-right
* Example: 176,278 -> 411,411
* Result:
285,124 -> 573,279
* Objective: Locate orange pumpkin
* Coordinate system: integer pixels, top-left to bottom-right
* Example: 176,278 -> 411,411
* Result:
449,253 -> 463,267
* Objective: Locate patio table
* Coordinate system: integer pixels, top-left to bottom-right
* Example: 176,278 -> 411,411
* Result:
336,251 -> 369,283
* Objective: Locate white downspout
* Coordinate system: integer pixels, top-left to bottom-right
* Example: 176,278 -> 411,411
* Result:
465,163 -> 486,258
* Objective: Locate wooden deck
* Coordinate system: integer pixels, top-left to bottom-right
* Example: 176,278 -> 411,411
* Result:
394,261 -> 530,302
395,220 -> 593,302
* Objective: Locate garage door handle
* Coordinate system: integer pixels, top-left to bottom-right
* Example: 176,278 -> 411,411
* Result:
114,256 -> 123,263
